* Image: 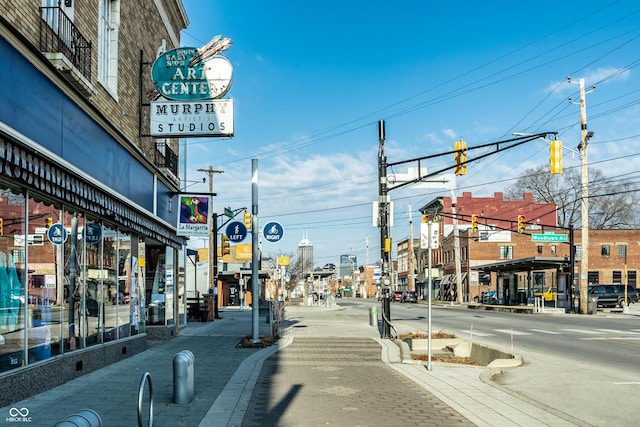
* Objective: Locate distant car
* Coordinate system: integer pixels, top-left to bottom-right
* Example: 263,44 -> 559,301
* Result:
401,291 -> 418,303
113,292 -> 130,305
334,292 -> 342,298
481,291 -> 497,304
391,290 -> 403,302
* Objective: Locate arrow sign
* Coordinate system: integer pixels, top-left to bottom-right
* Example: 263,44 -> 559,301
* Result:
226,221 -> 247,242
263,221 -> 284,242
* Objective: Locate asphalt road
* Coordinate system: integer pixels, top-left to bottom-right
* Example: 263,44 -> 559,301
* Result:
345,298 -> 640,427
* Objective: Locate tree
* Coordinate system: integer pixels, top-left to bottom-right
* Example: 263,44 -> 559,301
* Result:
505,165 -> 640,229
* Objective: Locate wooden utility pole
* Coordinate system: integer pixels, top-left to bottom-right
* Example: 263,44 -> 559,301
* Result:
408,205 -> 415,291
196,166 -> 223,293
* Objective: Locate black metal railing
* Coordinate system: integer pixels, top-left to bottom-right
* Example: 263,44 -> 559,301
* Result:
155,143 -> 179,177
39,6 -> 92,81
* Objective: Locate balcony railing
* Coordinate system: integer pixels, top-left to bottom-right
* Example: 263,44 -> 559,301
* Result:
155,143 -> 179,178
39,6 -> 92,81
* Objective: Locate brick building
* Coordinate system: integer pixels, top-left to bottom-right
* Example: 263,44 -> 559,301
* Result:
0,0 -> 192,406
399,191 -> 640,305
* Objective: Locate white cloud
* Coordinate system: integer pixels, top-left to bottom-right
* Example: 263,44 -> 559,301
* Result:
546,67 -> 631,94
442,128 -> 457,139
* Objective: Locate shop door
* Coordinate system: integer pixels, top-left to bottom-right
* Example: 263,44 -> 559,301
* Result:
229,283 -> 239,306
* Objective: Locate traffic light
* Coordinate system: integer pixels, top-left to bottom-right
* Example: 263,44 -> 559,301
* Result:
244,211 -> 251,229
422,214 -> 429,223
471,214 -> 478,232
0,218 -> 3,235
454,139 -> 467,175
517,215 -> 525,233
45,217 -> 53,228
550,139 -> 562,174
221,234 -> 231,255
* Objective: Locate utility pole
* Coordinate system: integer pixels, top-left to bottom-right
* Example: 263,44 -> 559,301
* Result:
570,77 -> 592,314
197,166 -> 223,297
579,78 -> 589,315
408,205 -> 415,292
378,120 -> 392,339
451,190 -> 463,303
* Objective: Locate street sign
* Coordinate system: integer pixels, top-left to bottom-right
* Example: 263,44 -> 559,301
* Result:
83,223 -> 102,244
531,233 -> 568,243
224,207 -> 234,218
225,221 -> 247,242
47,224 -> 67,245
263,221 -> 284,242
420,222 -> 439,249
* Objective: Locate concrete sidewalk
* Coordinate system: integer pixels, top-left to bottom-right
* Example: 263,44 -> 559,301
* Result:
0,303 -> 582,426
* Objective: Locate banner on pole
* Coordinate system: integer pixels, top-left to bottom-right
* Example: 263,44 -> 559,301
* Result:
176,194 -> 212,237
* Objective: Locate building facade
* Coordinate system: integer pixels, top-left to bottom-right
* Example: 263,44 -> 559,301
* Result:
297,233 -> 314,277
411,192 -> 639,305
0,0 -> 190,405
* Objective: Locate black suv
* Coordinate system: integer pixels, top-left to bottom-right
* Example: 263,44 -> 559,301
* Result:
588,284 -> 638,308
401,291 -> 418,303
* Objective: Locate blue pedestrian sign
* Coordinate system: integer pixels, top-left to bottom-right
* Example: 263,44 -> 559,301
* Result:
263,221 -> 284,243
226,221 -> 248,242
83,223 -> 102,245
47,223 -> 68,245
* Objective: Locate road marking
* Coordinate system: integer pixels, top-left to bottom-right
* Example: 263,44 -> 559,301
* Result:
458,329 -> 494,337
614,382 -> 640,385
560,328 -> 602,335
494,329 -> 531,335
595,329 -> 640,335
528,329 -> 562,335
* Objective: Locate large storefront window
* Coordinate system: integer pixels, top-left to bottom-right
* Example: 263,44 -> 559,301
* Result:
0,188 -> 27,372
0,183 -> 150,374
145,246 -> 175,326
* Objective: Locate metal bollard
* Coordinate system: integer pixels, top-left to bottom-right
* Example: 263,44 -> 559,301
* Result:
369,306 -> 378,327
173,350 -> 195,404
52,409 -> 102,427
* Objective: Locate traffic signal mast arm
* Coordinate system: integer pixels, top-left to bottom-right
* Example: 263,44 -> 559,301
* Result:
386,132 -> 557,191
218,207 -> 247,229
438,212 -> 535,236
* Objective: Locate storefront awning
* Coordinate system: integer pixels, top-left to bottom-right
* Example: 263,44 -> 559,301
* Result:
0,133 -> 186,248
471,256 -> 567,273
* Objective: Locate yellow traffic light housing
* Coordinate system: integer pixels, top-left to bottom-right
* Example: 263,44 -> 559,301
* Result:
0,218 -> 3,235
221,234 -> 231,255
454,139 -> 467,176
45,217 -> 53,228
422,214 -> 429,223
243,211 -> 251,229
471,214 -> 478,232
550,139 -> 562,174
517,215 -> 526,233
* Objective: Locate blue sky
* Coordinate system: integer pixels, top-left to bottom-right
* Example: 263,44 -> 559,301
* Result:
178,1 -> 640,268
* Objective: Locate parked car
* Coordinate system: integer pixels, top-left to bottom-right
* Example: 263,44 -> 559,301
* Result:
481,290 -> 497,304
113,292 -> 130,305
391,290 -> 403,302
401,291 -> 418,303
588,284 -> 638,308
